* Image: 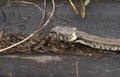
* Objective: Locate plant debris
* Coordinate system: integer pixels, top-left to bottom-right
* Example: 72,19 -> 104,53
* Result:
0,0 -> 55,52
69,0 -> 90,19
0,33 -> 118,57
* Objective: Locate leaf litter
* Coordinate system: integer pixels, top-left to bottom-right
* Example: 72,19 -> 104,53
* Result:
0,32 -> 118,57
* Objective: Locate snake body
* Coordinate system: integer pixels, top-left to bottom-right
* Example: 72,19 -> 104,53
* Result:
50,26 -> 120,51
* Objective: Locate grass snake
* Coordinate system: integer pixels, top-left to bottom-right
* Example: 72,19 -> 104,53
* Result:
50,26 -> 120,51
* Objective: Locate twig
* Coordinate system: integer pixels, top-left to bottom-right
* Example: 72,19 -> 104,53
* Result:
0,0 -> 55,52
75,61 -> 79,77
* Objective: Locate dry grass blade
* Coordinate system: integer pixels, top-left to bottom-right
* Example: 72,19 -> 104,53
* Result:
75,61 -> 79,77
69,0 -> 78,14
0,0 -> 55,52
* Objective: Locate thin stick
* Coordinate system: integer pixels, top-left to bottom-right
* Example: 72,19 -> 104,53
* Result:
0,0 -> 55,52
68,0 -> 78,14
75,61 -> 79,77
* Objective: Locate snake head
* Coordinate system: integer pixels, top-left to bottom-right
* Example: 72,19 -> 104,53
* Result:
50,26 -> 77,42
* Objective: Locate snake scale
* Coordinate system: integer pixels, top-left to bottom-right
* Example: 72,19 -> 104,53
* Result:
50,26 -> 120,51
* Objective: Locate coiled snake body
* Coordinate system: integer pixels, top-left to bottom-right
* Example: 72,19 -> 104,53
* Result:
50,26 -> 120,51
